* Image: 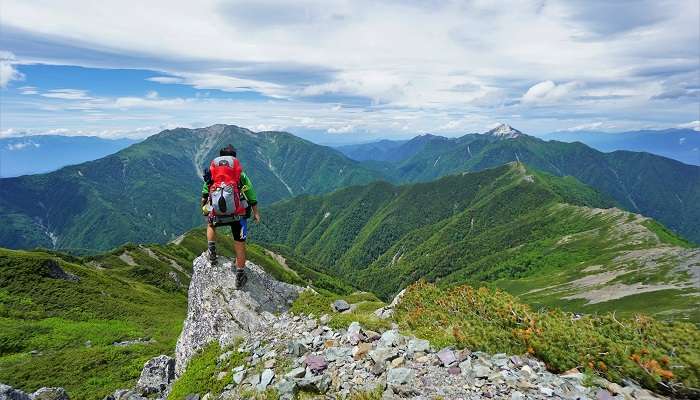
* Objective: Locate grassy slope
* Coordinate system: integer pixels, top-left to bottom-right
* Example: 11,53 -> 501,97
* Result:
0,224 -> 359,399
0,247 -> 187,398
254,163 -> 700,321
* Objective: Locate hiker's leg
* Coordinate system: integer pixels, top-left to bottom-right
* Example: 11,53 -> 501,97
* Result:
207,223 -> 216,241
234,240 -> 246,270
231,219 -> 248,270
206,222 -> 218,264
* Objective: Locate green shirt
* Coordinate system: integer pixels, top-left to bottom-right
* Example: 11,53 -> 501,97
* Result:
201,171 -> 257,205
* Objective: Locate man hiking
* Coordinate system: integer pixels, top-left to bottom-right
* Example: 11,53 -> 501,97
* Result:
201,144 -> 260,288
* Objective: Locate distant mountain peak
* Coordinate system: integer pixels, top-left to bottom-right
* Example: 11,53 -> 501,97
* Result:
485,123 -> 523,139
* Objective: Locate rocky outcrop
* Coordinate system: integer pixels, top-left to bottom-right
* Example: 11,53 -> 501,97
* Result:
114,254 -> 668,400
135,355 -> 175,397
175,255 -> 304,374
201,312 -> 667,400
0,384 -> 32,400
0,385 -> 69,400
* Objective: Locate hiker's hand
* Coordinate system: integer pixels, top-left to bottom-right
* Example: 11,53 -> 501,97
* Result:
253,212 -> 261,224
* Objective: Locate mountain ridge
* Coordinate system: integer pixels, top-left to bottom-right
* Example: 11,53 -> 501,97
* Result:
254,162 -> 700,321
0,124 -> 382,251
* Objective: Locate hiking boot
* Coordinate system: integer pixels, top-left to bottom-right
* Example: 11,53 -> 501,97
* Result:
207,248 -> 217,266
235,268 -> 247,289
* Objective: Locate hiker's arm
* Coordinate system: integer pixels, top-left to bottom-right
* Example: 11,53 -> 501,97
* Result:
241,172 -> 260,222
240,172 -> 257,205
200,181 -> 209,206
251,204 -> 260,223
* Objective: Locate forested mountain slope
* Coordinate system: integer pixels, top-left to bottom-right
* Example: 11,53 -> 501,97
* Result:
0,125 -> 381,251
345,124 -> 700,243
254,163 -> 700,322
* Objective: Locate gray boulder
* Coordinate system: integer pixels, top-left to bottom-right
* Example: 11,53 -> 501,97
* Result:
0,384 -> 32,400
387,368 -> 414,386
135,355 -> 175,396
257,369 -> 274,391
297,374 -> 331,393
406,338 -> 430,355
104,390 -> 146,400
333,299 -> 350,312
274,379 -> 297,400
32,388 -> 69,400
175,256 -> 304,374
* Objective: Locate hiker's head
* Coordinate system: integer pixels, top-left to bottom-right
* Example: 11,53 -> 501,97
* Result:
220,144 -> 237,157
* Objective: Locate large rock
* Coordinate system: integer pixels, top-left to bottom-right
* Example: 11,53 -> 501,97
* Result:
332,299 -> 350,312
0,384 -> 32,400
104,390 -> 146,400
32,388 -> 69,400
175,255 -> 303,374
387,368 -> 414,386
135,355 -> 175,396
373,289 -> 406,319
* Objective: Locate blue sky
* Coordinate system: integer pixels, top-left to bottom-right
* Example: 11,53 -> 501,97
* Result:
0,0 -> 698,143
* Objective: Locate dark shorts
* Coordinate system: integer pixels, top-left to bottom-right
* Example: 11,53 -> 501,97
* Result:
208,217 -> 248,242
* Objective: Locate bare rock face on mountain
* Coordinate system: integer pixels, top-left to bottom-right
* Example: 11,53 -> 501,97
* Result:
174,254 -> 304,374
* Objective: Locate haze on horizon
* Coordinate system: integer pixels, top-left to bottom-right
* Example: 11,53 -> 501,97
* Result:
0,0 -> 698,143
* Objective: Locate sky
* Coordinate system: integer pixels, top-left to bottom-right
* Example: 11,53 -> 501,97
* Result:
0,0 -> 698,144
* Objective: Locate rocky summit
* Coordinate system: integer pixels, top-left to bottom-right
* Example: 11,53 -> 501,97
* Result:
175,255 -> 304,375
19,254 -> 668,400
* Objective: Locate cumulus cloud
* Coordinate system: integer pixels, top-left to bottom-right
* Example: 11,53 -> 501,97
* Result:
521,81 -> 582,105
327,125 -> 354,134
0,1 -> 698,137
0,51 -> 24,88
677,121 -> 700,131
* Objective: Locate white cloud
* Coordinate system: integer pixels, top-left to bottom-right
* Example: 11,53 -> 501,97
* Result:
41,89 -> 92,100
147,76 -> 184,84
327,125 -> 354,134
0,51 -> 24,88
19,86 -> 38,95
0,1 -> 698,137
560,122 -> 606,131
113,95 -> 186,109
521,81 -> 582,105
6,141 -> 40,151
677,121 -> 700,131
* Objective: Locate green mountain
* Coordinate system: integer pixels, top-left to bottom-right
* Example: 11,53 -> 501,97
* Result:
0,125 -> 381,251
343,124 -> 700,243
254,162 -> 700,322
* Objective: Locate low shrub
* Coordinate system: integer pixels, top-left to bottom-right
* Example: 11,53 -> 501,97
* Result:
394,281 -> 700,397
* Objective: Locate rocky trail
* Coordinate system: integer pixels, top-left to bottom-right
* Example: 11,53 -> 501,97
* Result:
1,256 -> 669,400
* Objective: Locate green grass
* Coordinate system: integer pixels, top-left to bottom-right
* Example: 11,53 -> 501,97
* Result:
290,291 -> 390,332
395,281 -> 700,397
642,220 -> 696,248
167,341 -> 248,400
0,247 -> 187,399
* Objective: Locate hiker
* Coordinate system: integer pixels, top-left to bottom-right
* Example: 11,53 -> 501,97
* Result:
201,144 -> 260,288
